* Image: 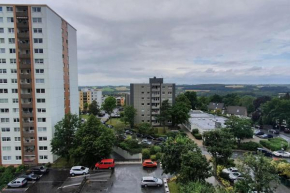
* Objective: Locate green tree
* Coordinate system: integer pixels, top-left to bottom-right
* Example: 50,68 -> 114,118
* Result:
175,93 -> 191,108
210,94 -> 223,103
223,93 -> 240,106
235,152 -> 279,193
51,113 -> 80,161
171,94 -> 191,126
83,102 -> 89,113
253,96 -> 271,110
70,115 -> 115,167
88,100 -> 100,116
180,181 -> 215,193
122,105 -> 137,128
156,100 -> 172,128
161,135 -> 211,182
225,116 -> 253,144
138,123 -> 154,135
203,129 -> 235,176
102,96 -> 117,122
197,96 -> 210,111
184,91 -> 198,110
239,95 -> 255,114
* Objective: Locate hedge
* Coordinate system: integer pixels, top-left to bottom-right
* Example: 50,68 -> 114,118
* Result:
193,133 -> 202,140
191,129 -> 199,135
150,155 -> 157,161
142,149 -> 150,159
260,137 -> 288,151
237,141 -> 262,151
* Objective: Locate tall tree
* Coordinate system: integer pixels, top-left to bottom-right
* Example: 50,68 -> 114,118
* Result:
156,100 -> 172,128
138,123 -> 154,135
70,115 -> 115,166
184,91 -> 198,110
171,94 -> 191,126
83,102 -> 89,113
197,96 -> 210,111
253,96 -> 271,110
122,105 -> 137,128
225,116 -> 253,144
223,93 -> 240,106
235,152 -> 279,193
210,94 -> 223,103
239,95 -> 255,114
102,96 -> 117,121
51,113 -> 80,161
88,100 -> 100,116
203,129 -> 235,175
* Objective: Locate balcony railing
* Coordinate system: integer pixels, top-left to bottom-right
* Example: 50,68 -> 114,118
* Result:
18,43 -> 30,49
18,33 -> 29,38
19,54 -> 30,59
19,74 -> 31,79
16,11 -> 28,17
21,103 -> 33,108
23,122 -> 34,127
17,22 -> 29,28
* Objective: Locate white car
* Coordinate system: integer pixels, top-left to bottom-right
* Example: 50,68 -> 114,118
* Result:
222,167 -> 238,174
229,172 -> 242,181
142,139 -> 152,145
141,176 -> 163,188
272,150 -> 290,157
70,166 -> 89,176
8,178 -> 27,188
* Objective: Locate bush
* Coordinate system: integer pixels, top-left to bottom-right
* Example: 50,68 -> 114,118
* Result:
45,162 -> 52,168
193,133 -> 202,140
15,165 -> 27,173
156,152 -> 162,160
142,149 -> 150,159
260,137 -> 288,151
150,145 -> 162,155
150,155 -> 157,161
0,166 -> 5,173
191,129 -> 199,135
238,141 -> 262,151
119,139 -> 142,154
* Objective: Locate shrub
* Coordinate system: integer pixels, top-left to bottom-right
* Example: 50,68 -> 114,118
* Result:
15,165 -> 27,173
260,137 -> 288,151
0,166 -> 5,173
142,149 -> 150,159
45,162 -> 52,168
193,133 -> 202,140
238,141 -> 262,151
156,152 -> 162,160
191,129 -> 199,135
150,155 -> 157,161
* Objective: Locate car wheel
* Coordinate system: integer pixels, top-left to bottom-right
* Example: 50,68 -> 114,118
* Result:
157,184 -> 160,187
108,167 -> 111,170
83,172 -> 86,175
71,173 -> 75,176
144,184 -> 148,188
96,167 -> 99,170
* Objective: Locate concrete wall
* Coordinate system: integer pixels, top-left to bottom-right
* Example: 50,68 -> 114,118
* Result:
113,147 -> 142,160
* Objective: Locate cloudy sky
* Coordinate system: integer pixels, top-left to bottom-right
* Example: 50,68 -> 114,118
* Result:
5,0 -> 290,85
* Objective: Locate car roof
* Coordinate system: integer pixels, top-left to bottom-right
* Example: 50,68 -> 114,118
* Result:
71,166 -> 85,169
15,178 -> 26,181
144,159 -> 153,162
142,176 -> 155,180
101,159 -> 114,162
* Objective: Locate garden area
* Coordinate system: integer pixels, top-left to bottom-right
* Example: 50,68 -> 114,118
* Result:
260,137 -> 288,151
0,165 -> 29,189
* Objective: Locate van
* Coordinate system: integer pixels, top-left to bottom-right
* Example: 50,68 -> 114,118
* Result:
95,159 -> 115,169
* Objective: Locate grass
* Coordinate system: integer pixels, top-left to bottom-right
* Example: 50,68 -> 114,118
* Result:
109,118 -> 128,128
51,157 -> 72,168
80,114 -> 90,120
154,127 -> 169,135
168,181 -> 180,193
260,137 -> 288,151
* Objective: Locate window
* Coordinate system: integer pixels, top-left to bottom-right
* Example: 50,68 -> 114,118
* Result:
0,17 -> 3,23
35,59 -> 44,64
8,38 -> 15,44
15,137 -> 21,141
39,155 -> 48,159
36,69 -> 44,73
0,69 -> 7,73
32,7 -> 41,12
33,28 -> 42,33
0,89 -> 8,93
0,79 -> 7,83
38,127 -> 47,132
37,98 -> 45,103
14,127 -> 20,132
3,156 -> 12,160
1,128 -> 10,132
38,118 -> 46,122
6,7 -> 13,12
12,89 -> 18,93
12,98 -> 18,103
16,156 -> 21,160
7,17 -> 14,23
0,7 -> 2,12
36,79 -> 44,83
8,28 -> 14,33
32,18 -> 42,23
2,137 -> 11,141
168,92 -> 172,94
0,38 -> 4,43
2,146 -> 11,151
39,137 -> 47,141
39,146 -> 48,150
10,59 -> 16,64
0,108 -> 9,113
13,108 -> 19,113
37,108 -> 46,113
34,38 -> 43,43
0,98 -> 8,103
141,103 -> 144,105
0,48 -> 5,53
9,49 -> 16,53
11,69 -> 17,73
34,49 -> 43,53
36,89 -> 45,93
15,146 -> 21,150
13,118 -> 20,122
1,118 -> 9,123
11,79 -> 17,83
0,59 -> 6,63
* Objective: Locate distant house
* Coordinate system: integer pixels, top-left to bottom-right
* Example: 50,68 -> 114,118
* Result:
208,102 -> 224,111
226,106 -> 247,117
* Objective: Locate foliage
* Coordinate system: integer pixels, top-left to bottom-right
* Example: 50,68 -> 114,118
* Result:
223,93 -> 240,106
225,116 -> 253,143
253,96 -> 271,110
210,94 -> 223,103
239,95 -> 255,114
203,129 -> 235,175
180,181 -> 216,193
142,149 -> 150,159
236,152 -> 279,193
150,145 -> 161,155
84,102 -> 89,112
156,99 -> 172,128
70,115 -> 115,167
156,152 -> 162,160
171,101 -> 191,126
237,141 -> 262,151
168,181 -> 180,193
191,129 -> 199,134
118,139 -> 142,154
102,96 -> 116,118
197,96 -> 210,111
161,135 -> 211,182
217,165 -> 232,188
272,160 -> 290,178
259,137 -> 288,151
184,91 -> 198,110
51,113 -> 80,161
0,165 -> 29,189
193,133 -> 202,139
150,155 -> 157,161
138,123 -> 154,135
88,100 -> 100,115
15,165 -> 28,173
122,105 -> 137,128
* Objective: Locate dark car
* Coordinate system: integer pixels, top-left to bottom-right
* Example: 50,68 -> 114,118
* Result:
257,148 -> 272,157
154,141 -> 164,146
136,133 -> 143,138
146,135 -> 155,140
284,128 -> 290,134
125,130 -> 133,135
19,173 -> 40,181
269,129 -> 279,134
156,137 -> 166,142
29,166 -> 49,175
254,131 -> 264,136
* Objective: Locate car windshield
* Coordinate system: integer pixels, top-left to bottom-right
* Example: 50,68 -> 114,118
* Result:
153,177 -> 158,182
81,167 -> 85,170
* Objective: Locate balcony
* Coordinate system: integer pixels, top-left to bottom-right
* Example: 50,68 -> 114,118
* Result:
152,106 -> 160,109
21,93 -> 32,99
19,54 -> 30,59
17,22 -> 29,28
22,112 -> 33,118
16,11 -> 28,17
151,88 -> 160,92
18,33 -> 29,39
18,43 -> 30,49
21,103 -> 33,108
20,74 -> 31,79
23,140 -> 35,146
23,155 -> 36,165
23,131 -> 35,138
20,83 -> 32,89
152,111 -> 160,115
19,64 -> 31,70
23,122 -> 34,127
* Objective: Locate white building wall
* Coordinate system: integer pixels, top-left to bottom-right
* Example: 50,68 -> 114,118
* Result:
91,90 -> 102,107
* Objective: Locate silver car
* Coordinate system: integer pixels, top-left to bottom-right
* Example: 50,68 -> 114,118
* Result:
141,176 -> 163,187
8,178 -> 27,188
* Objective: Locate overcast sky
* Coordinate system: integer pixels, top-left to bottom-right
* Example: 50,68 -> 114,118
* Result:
5,0 -> 290,85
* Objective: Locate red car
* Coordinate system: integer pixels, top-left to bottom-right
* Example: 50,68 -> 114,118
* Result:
142,159 -> 157,168
95,159 -> 115,169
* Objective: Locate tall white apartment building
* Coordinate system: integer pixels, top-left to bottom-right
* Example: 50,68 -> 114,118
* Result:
0,4 -> 78,166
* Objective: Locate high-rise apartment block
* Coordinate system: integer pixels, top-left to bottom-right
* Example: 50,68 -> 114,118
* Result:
0,4 -> 78,165
79,88 -> 102,111
130,77 -> 175,126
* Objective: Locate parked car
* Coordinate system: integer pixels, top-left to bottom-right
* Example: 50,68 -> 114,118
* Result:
136,133 -> 143,138
272,150 -> 290,157
229,172 -> 242,181
141,176 -> 163,188
19,173 -> 40,181
142,139 -> 152,145
95,159 -> 115,170
257,148 -> 272,157
254,131 -> 264,136
70,166 -> 89,176
142,159 -> 157,168
146,135 -> 155,140
284,128 -> 290,133
7,178 -> 27,188
259,134 -> 273,139
154,141 -> 164,146
156,137 -> 166,142
222,167 -> 239,174
29,166 -> 49,175
269,129 -> 279,134
125,130 -> 133,135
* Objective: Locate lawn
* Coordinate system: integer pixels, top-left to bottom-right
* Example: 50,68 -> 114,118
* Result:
109,118 -> 128,128
80,114 -> 90,120
52,157 -> 73,168
168,181 -> 180,193
260,137 -> 288,151
154,127 -> 169,135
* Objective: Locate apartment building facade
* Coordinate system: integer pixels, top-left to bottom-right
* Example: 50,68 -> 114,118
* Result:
79,88 -> 102,111
130,77 -> 175,126
0,4 -> 78,166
